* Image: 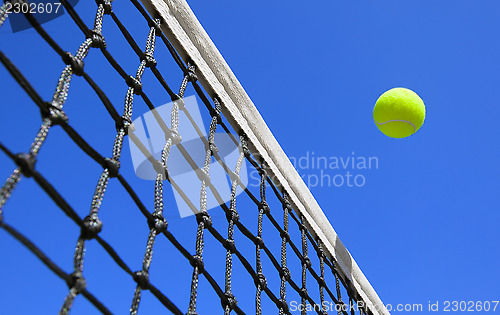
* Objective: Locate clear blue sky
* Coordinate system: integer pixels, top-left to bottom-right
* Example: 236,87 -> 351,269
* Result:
1,0 -> 499,314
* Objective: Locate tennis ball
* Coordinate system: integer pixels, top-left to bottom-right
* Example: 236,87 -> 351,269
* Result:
373,87 -> 426,138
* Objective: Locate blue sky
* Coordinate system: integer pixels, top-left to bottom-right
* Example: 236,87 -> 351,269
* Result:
1,0 -> 499,314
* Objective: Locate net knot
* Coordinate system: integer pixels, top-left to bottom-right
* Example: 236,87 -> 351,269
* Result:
255,273 -> 267,289
171,95 -> 185,111
258,166 -> 267,177
207,141 -> 218,155
66,271 -> 86,293
259,202 -> 270,215
221,292 -> 238,310
226,208 -> 239,223
148,18 -> 162,34
228,171 -> 241,187
196,169 -> 210,184
302,257 -> 312,269
278,299 -> 289,313
62,52 -> 84,76
81,214 -> 102,239
148,212 -> 168,233
41,103 -> 68,125
224,239 -> 236,253
133,271 -> 149,290
280,266 -> 291,281
103,158 -> 120,178
253,236 -> 264,248
331,264 -> 339,275
126,76 -> 142,94
298,222 -> 307,233
190,255 -> 204,272
211,97 -> 222,124
116,115 -> 133,135
318,277 -> 327,287
142,52 -> 157,68
184,64 -> 197,82
14,153 -> 36,178
95,0 -> 112,14
279,229 -> 290,243
89,30 -> 106,49
299,287 -> 308,299
167,129 -> 182,145
317,246 -> 325,259
195,211 -> 212,229
240,134 -> 250,157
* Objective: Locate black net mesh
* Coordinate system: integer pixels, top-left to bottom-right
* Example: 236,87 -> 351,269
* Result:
0,0 -> 371,314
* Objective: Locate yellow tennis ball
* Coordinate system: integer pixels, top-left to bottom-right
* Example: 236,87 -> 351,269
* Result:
373,87 -> 426,138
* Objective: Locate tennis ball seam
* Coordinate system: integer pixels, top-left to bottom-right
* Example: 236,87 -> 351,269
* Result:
373,119 -> 416,133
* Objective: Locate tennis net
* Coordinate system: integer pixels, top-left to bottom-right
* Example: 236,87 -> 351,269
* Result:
0,0 -> 388,314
